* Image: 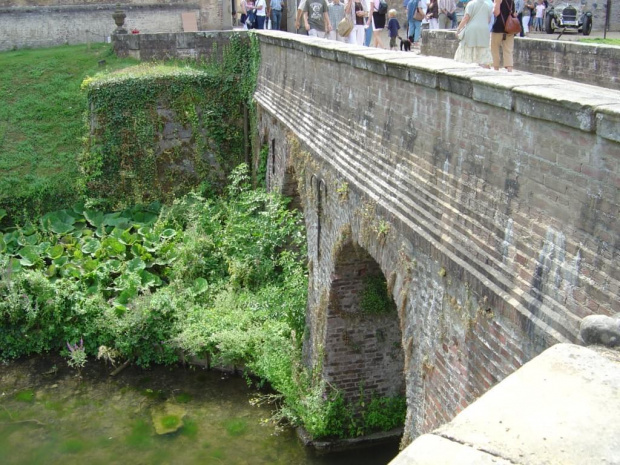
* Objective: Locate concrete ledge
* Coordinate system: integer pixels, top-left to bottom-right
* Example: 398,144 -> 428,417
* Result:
390,434 -> 512,464
390,344 -> 620,465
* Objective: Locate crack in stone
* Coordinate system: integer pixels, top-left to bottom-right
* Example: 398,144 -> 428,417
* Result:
434,432 -> 522,465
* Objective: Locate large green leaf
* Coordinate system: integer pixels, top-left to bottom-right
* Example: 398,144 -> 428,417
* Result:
132,210 -> 158,225
103,259 -> 122,273
104,213 -> 131,229
84,210 -> 105,228
18,246 -> 41,267
47,244 -> 64,260
83,258 -> 99,273
0,208 -> 6,223
111,228 -> 137,246
40,210 -> 76,234
3,231 -> 19,253
140,270 -> 162,288
192,277 -> 209,296
160,229 -> 177,240
81,238 -> 101,255
46,263 -> 57,278
127,257 -> 146,273
60,263 -> 82,278
7,258 -> 22,273
53,256 -> 69,267
101,237 -> 126,258
36,242 -> 51,256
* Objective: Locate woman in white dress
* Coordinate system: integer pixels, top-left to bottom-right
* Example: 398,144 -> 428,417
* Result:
454,0 -> 493,67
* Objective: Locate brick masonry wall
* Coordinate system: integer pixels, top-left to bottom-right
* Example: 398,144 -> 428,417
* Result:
0,0 -> 225,51
254,31 -> 619,444
420,30 -> 620,91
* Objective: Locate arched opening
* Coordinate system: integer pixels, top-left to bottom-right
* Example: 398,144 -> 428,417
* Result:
324,239 -> 405,404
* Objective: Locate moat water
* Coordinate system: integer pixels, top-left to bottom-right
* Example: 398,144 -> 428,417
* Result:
0,356 -> 399,465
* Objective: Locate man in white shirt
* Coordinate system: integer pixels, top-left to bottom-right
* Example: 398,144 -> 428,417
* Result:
255,0 -> 267,28
328,0 -> 348,41
437,0 -> 456,29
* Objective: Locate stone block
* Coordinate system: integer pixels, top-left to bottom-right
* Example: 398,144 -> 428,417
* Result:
513,84 -> 614,132
595,104 -> 620,143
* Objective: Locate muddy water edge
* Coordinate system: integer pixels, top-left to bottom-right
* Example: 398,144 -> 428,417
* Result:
0,356 -> 399,464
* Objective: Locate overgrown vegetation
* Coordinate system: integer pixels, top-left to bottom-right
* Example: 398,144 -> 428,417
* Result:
360,275 -> 396,315
0,36 -> 405,440
80,34 -> 258,208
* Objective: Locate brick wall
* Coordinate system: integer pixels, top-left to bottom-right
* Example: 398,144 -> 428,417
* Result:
420,30 -> 620,91
254,31 -> 619,444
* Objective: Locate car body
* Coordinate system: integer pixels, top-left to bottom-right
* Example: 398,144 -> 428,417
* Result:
545,1 -> 593,35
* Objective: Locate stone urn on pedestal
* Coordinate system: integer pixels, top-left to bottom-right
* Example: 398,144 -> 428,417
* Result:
112,4 -> 128,34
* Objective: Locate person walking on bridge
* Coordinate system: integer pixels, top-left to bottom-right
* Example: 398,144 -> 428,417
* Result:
269,0 -> 284,30
303,0 -> 333,37
491,0 -> 517,71
454,0 -> 493,67
438,0 -> 456,29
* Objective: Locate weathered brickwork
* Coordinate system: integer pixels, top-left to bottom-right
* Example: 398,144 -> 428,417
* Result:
420,30 -> 620,91
0,0 -> 225,51
254,31 -> 619,444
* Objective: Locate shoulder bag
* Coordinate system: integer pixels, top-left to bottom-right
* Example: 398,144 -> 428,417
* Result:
414,3 -> 425,21
378,0 -> 388,15
502,0 -> 522,34
337,16 -> 354,37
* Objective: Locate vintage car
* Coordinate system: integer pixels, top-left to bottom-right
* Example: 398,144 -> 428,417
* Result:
545,2 -> 593,35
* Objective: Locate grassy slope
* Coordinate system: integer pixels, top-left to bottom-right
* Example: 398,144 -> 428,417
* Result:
578,38 -> 620,46
0,44 -> 138,220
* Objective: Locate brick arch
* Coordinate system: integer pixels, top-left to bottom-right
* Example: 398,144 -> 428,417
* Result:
323,236 -> 405,402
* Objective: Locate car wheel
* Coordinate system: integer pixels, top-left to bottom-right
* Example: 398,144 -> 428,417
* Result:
545,15 -> 554,34
582,15 -> 592,36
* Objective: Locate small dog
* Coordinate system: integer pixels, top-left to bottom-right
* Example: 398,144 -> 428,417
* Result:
398,36 -> 412,52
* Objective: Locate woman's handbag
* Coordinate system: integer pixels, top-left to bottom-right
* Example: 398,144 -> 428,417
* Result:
414,7 -> 425,20
504,13 -> 521,34
337,17 -> 354,37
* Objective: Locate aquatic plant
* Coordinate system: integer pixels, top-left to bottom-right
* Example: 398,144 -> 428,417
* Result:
66,338 -> 87,374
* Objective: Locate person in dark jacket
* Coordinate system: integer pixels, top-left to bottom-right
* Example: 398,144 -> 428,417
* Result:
490,0 -> 516,71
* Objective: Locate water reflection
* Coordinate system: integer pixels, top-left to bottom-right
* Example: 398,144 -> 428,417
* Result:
0,357 -> 399,464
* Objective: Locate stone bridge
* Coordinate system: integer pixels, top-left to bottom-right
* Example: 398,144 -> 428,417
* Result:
253,31 -> 620,444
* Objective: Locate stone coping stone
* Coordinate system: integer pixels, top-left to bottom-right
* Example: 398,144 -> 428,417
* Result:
389,434 -> 512,464
390,343 -> 620,465
254,31 -> 620,141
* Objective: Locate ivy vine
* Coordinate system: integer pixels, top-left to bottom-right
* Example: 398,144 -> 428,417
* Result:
80,33 -> 261,209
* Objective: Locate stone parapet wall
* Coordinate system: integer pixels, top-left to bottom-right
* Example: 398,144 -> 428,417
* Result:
113,30 -> 237,60
253,31 -> 619,444
0,4 -> 199,51
420,30 -> 620,91
0,0 -> 225,51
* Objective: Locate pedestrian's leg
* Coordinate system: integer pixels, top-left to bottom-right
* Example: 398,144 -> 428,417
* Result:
490,32 -> 501,69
